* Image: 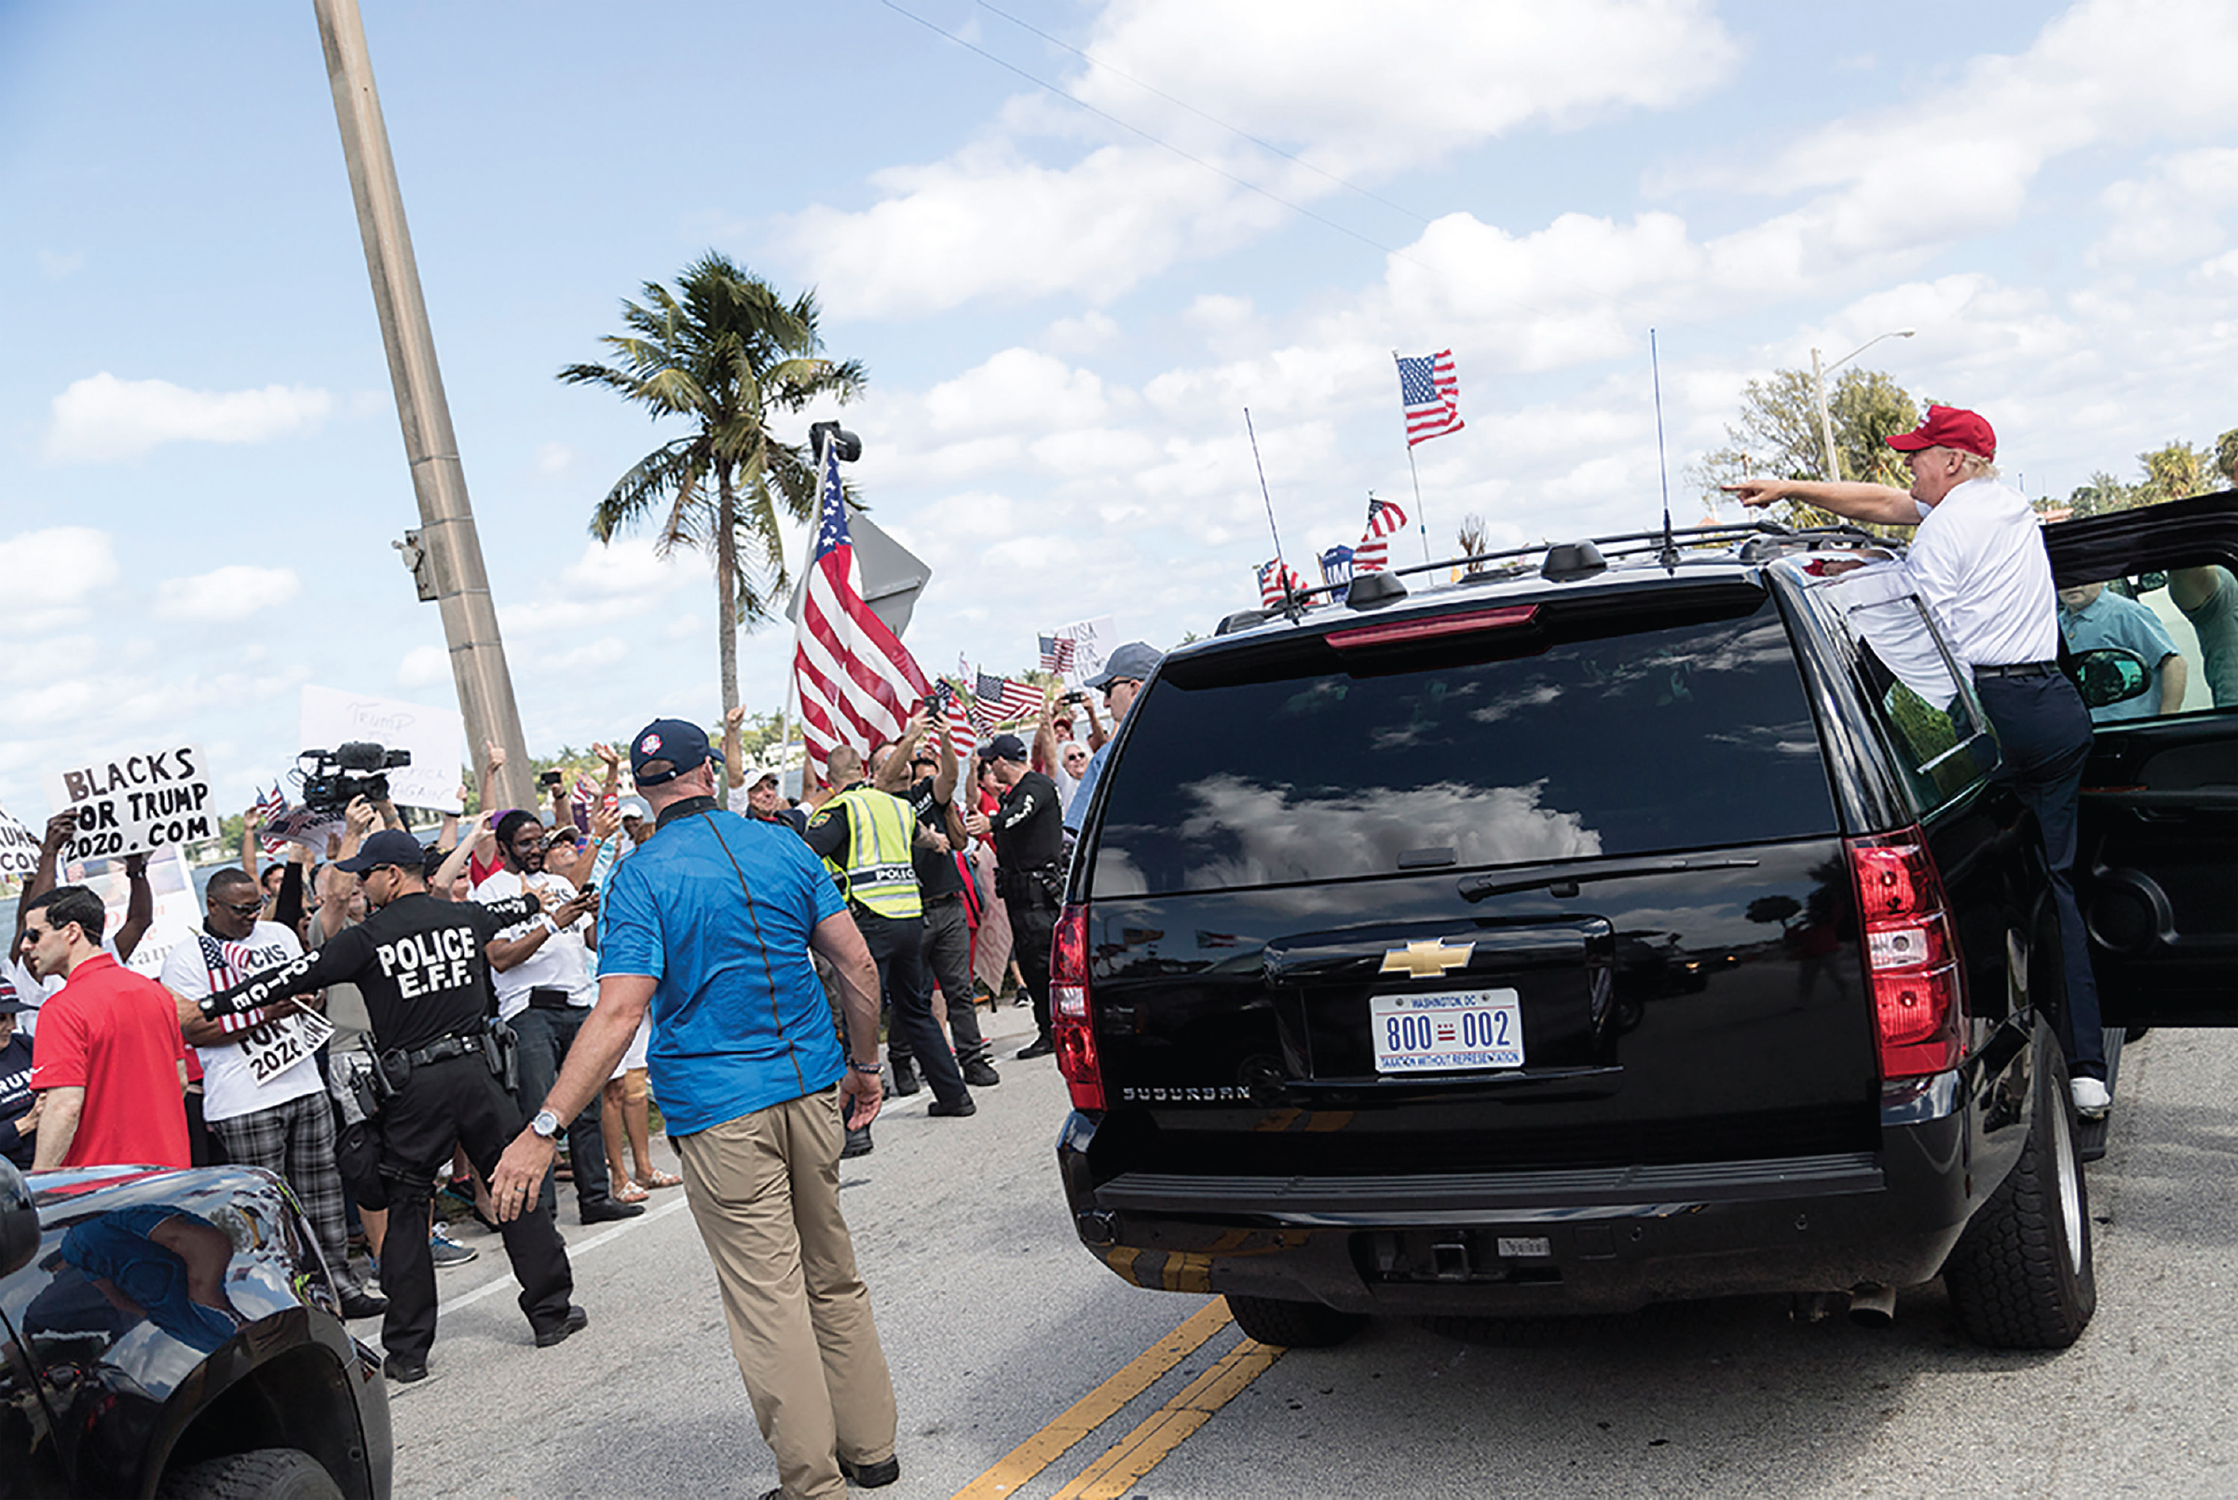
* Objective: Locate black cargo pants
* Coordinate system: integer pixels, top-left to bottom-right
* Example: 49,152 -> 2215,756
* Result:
376,1053 -> 575,1363
1004,885 -> 1058,1047
853,906 -> 970,1107
888,892 -> 990,1068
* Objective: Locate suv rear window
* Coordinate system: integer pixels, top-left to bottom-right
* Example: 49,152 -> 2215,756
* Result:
1091,597 -> 1838,896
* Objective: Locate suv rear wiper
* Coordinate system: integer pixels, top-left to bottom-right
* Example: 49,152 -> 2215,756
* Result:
1458,856 -> 1761,903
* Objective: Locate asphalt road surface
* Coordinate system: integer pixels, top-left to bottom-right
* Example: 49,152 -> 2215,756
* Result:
384,1008 -> 2238,1499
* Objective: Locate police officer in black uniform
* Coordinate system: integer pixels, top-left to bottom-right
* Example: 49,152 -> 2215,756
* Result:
197,829 -> 582,1382
964,733 -> 1065,1059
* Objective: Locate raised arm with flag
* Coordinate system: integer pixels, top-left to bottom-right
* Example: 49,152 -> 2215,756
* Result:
792,433 -> 930,784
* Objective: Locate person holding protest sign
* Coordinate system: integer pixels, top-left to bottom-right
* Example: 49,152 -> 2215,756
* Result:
192,829 -> 581,1383
162,868 -> 386,1320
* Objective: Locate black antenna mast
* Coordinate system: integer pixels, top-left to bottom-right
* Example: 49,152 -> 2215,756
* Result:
1244,407 -> 1300,613
1650,329 -> 1677,571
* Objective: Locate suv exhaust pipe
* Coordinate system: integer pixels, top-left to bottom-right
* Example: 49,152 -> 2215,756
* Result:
1847,1282 -> 1896,1327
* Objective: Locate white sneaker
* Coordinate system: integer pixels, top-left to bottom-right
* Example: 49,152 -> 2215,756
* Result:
2071,1076 -> 2112,1119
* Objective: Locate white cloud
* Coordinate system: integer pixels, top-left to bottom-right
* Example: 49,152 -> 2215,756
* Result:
396,645 -> 450,689
0,526 -> 118,606
154,564 -> 302,621
775,0 -> 1739,314
535,442 -> 577,476
46,373 -> 333,462
2090,147 -> 2238,267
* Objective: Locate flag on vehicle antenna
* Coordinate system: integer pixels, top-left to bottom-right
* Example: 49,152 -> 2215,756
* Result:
1397,350 -> 1464,447
1257,558 -> 1305,608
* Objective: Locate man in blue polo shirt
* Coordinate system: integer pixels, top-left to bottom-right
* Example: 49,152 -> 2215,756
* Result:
491,718 -> 899,1500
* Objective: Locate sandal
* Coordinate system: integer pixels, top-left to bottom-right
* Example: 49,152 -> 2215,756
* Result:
612,1179 -> 650,1204
640,1169 -> 683,1190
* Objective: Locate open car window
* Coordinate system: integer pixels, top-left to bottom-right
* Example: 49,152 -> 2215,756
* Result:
2059,566 -> 2238,722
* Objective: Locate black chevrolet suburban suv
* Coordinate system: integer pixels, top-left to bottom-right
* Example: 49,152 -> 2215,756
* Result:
1052,492 -> 2238,1352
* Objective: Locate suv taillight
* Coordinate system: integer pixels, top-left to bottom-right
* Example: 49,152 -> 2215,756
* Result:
1847,829 -> 1967,1079
1052,903 -> 1105,1111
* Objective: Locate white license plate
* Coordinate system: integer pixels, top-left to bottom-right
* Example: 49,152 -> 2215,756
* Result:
1370,989 -> 1524,1074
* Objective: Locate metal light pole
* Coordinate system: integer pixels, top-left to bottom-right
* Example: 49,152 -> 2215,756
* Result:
313,0 -> 535,814
1810,329 -> 1915,482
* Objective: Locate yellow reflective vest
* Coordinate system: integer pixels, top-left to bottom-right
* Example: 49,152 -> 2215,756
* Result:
818,784 -> 922,919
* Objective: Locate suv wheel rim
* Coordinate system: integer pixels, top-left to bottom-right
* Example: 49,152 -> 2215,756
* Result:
2052,1080 -> 2084,1269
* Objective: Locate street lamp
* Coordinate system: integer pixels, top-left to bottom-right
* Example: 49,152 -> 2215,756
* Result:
1811,329 -> 1915,482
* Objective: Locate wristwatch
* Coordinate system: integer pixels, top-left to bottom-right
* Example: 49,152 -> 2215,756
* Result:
850,1060 -> 882,1075
529,1108 -> 562,1138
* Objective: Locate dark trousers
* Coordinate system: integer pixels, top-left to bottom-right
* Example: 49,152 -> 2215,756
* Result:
377,1053 -> 574,1363
891,894 -> 988,1064
1976,671 -> 2105,1079
1005,889 -> 1057,1044
512,1004 -> 617,1215
853,907 -> 969,1106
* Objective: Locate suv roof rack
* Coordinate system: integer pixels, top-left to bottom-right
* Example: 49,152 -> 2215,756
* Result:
1218,521 -> 1895,632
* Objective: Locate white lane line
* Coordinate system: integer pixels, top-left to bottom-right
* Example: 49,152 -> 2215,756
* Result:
369,1193 -> 692,1355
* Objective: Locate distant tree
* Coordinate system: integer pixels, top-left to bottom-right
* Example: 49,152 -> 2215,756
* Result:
560,253 -> 864,718
2066,471 -> 2136,519
2136,440 -> 2213,503
2216,427 -> 2238,486
1456,513 -> 1490,572
1692,367 -> 1919,527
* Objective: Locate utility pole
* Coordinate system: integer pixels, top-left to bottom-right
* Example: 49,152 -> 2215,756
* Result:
313,0 -> 534,814
1810,328 -> 1916,486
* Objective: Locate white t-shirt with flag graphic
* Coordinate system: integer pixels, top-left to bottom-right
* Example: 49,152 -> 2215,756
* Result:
160,921 -> 320,1123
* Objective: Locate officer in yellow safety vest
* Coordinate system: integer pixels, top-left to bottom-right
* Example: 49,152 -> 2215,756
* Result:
805,745 -> 977,1123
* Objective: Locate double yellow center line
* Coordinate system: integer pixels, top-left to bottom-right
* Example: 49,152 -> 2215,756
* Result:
950,1297 -> 1281,1500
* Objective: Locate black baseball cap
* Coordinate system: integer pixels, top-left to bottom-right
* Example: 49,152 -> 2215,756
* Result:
630,718 -> 725,786
984,733 -> 1029,763
336,829 -> 427,873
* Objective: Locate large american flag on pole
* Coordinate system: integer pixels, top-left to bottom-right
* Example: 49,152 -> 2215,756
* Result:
1352,495 -> 1410,573
1397,350 -> 1464,447
793,436 -> 932,783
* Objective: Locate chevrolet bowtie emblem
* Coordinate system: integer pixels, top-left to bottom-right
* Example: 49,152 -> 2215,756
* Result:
1380,939 -> 1476,979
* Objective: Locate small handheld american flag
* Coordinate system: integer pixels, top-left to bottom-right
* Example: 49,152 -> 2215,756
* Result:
1256,558 -> 1304,608
1353,495 -> 1410,573
1397,350 -> 1464,447
1038,633 -> 1076,674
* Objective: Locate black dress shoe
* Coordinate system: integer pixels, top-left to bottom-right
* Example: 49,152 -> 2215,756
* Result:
534,1304 -> 590,1348
961,1057 -> 1001,1087
840,1454 -> 901,1488
339,1290 -> 390,1320
842,1125 -> 874,1158
926,1095 -> 976,1117
580,1198 -> 646,1224
1016,1036 -> 1057,1060
889,1058 -> 921,1096
383,1353 -> 428,1383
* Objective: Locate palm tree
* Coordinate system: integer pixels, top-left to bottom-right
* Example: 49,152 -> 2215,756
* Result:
560,252 -> 864,716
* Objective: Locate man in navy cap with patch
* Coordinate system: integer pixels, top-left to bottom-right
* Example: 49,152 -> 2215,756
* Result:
1064,640 -> 1162,835
491,718 -> 902,1500
1726,404 -> 2112,1119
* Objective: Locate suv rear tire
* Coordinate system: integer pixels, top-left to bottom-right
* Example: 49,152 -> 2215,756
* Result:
1226,1294 -> 1366,1349
158,1448 -> 345,1500
1940,1049 -> 2097,1349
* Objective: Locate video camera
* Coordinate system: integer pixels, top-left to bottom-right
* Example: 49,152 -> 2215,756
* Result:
298,742 -> 412,813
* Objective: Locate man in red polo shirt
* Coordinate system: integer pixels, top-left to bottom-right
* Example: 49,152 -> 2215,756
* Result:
20,884 -> 189,1170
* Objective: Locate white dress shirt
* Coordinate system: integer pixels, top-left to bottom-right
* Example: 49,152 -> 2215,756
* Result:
1903,477 -> 2060,668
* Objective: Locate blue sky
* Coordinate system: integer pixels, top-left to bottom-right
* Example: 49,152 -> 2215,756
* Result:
3,0 -> 2234,822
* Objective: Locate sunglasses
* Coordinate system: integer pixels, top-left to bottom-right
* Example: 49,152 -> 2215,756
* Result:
213,898 -> 264,917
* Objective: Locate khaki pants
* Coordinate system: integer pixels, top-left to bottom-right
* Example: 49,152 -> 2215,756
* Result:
677,1088 -> 898,1500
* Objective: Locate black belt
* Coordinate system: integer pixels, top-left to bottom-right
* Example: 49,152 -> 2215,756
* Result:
394,1033 -> 482,1068
526,987 -> 577,1011
1974,660 -> 2059,678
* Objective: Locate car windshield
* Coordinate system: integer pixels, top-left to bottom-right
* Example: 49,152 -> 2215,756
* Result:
1091,597 -> 1838,896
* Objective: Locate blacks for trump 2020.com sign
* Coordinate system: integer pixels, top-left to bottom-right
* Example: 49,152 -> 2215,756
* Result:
45,743 -> 216,862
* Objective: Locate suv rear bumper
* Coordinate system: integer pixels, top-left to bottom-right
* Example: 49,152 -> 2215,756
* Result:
1058,1108 -> 1977,1315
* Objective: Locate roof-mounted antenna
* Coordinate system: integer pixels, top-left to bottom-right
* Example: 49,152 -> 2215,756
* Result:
1244,407 -> 1302,616
1650,328 -> 1677,572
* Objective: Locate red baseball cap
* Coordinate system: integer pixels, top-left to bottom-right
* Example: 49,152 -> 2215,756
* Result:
1886,405 -> 1995,459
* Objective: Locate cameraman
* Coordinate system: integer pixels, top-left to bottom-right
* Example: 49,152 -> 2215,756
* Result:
193,829 -> 584,1383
